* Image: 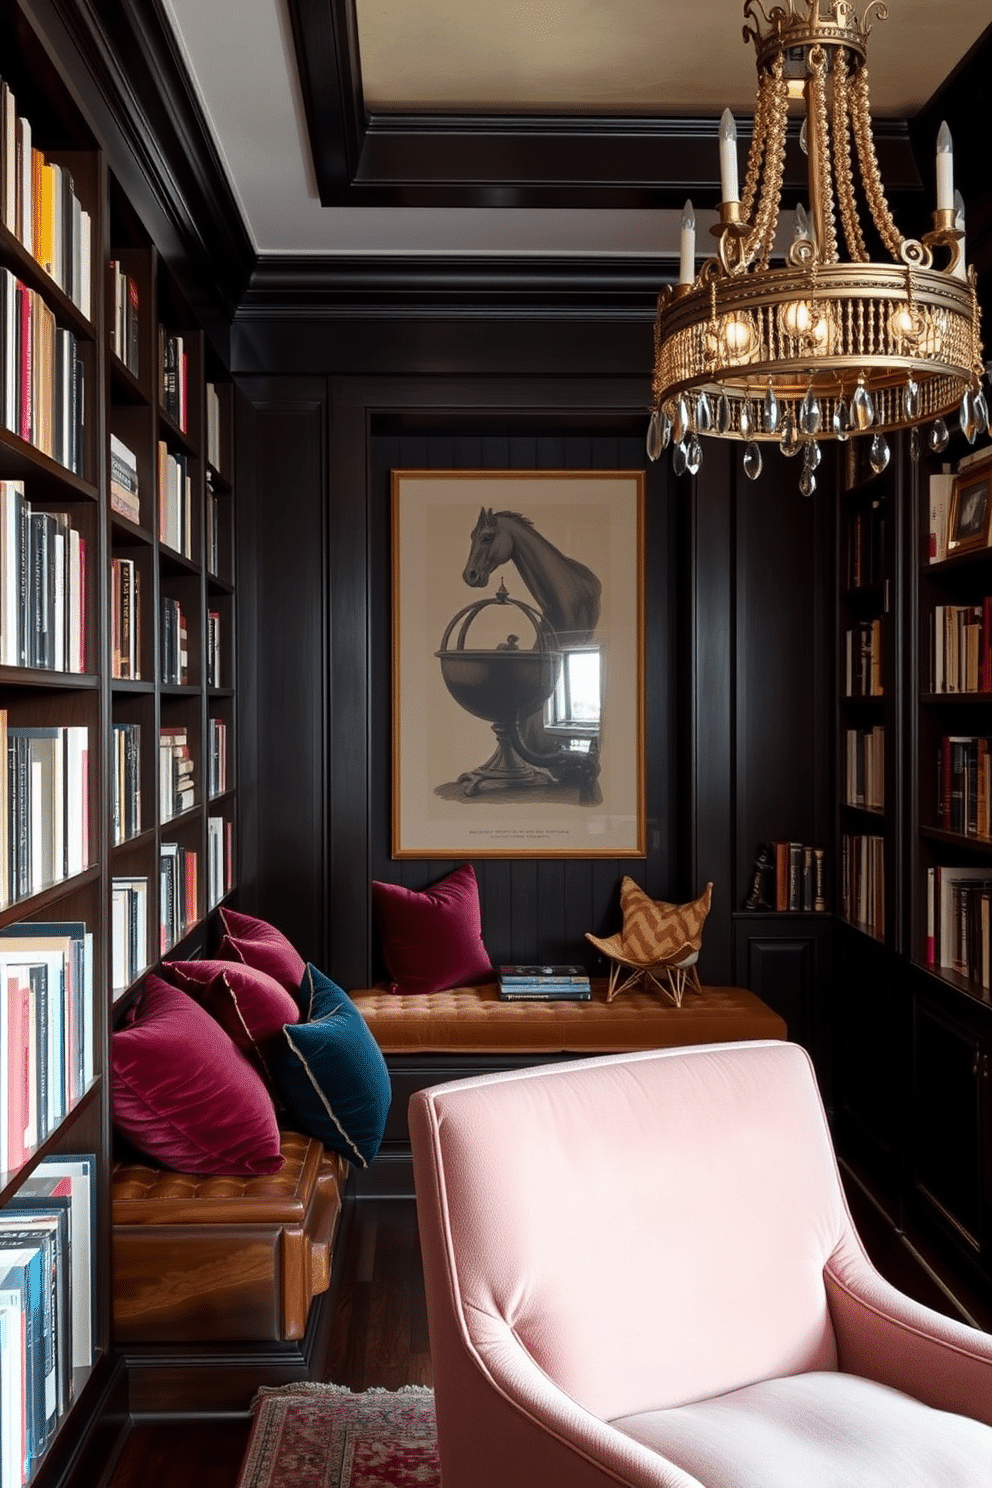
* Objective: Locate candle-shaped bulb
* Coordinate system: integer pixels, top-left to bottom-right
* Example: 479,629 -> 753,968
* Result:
719,108 -> 739,204
679,199 -> 696,286
953,188 -> 968,280
936,121 -> 954,212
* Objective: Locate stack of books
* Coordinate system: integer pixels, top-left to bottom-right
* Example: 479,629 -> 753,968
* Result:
497,964 -> 591,1001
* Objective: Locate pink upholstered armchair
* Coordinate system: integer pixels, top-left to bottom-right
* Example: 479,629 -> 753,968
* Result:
410,1041 -> 992,1487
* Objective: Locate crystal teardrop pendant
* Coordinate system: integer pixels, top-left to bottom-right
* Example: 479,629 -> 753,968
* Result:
739,400 -> 754,439
780,412 -> 800,457
686,433 -> 703,475
903,377 -> 920,422
764,383 -> 780,435
869,432 -> 890,474
910,426 -> 921,463
695,392 -> 713,433
851,379 -> 875,431
960,388 -> 979,444
646,410 -> 663,461
743,441 -> 762,481
803,440 -> 823,472
928,417 -> 950,453
674,395 -> 690,445
672,440 -> 688,477
975,390 -> 989,436
799,387 -> 822,436
832,402 -> 851,442
799,468 -> 817,497
716,392 -> 733,435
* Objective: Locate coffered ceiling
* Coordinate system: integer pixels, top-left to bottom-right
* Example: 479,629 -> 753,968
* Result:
159,0 -> 992,260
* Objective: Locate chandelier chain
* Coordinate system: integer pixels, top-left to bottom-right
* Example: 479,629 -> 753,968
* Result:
744,53 -> 788,268
851,67 -> 904,257
739,68 -> 770,224
832,52 -> 869,262
809,49 -> 840,264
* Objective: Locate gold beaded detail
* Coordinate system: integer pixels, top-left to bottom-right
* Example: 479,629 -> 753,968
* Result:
851,67 -> 904,259
832,52 -> 868,262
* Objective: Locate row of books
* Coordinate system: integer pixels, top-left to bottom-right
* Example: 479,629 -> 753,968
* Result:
2,718 -> 88,909
497,964 -> 591,1001
0,1154 -> 96,1485
109,433 -> 139,524
841,832 -> 885,941
768,840 -> 828,913
844,726 -> 884,812
843,619 -> 883,698
111,876 -> 148,997
207,815 -> 233,911
159,727 -> 194,822
0,482 -> 87,672
1,922 -> 93,1172
158,327 -> 189,433
157,441 -> 192,557
206,609 -> 221,688
205,382 -> 223,472
1,78 -> 93,317
938,735 -> 991,841
925,865 -> 992,988
110,556 -> 141,680
112,722 -> 142,846
1,271 -> 85,475
160,842 -> 197,953
109,260 -> 139,377
929,598 -> 992,695
208,718 -> 228,798
844,497 -> 886,591
160,597 -> 188,686
206,477 -> 222,576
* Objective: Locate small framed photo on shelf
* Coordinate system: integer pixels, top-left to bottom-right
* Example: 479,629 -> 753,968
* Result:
947,461 -> 992,555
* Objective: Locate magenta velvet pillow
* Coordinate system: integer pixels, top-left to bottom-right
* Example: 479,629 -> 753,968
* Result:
112,974 -> 284,1175
216,906 -> 305,995
164,958 -> 300,1079
372,864 -> 492,995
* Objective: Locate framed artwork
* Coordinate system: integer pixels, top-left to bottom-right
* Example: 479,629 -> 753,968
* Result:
391,469 -> 645,858
947,462 -> 992,555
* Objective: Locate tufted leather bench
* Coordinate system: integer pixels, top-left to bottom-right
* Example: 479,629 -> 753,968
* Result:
349,983 -> 786,1194
112,1129 -> 345,1346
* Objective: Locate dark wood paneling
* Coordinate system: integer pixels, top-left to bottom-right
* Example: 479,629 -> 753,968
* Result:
236,381 -> 328,965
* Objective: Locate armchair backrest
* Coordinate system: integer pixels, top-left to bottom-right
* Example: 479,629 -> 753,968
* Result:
411,1040 -> 847,1425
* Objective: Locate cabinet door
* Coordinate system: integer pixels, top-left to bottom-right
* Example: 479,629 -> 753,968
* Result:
833,923 -> 905,1186
912,997 -> 987,1255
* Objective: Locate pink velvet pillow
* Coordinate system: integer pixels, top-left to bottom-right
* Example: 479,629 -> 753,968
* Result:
216,906 -> 305,995
164,958 -> 300,1079
372,864 -> 493,995
112,974 -> 284,1175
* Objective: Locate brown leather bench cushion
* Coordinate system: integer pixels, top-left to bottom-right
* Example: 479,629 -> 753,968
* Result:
112,1130 -> 347,1343
351,981 -> 786,1054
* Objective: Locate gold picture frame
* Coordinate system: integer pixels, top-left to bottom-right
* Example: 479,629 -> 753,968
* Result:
391,469 -> 645,859
947,461 -> 992,556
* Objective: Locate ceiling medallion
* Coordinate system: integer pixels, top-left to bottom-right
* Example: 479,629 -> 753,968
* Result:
647,0 -> 989,489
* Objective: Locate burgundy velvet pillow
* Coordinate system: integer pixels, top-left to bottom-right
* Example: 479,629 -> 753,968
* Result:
164,958 -> 300,1079
216,906 -> 305,995
372,864 -> 493,995
112,974 -> 284,1175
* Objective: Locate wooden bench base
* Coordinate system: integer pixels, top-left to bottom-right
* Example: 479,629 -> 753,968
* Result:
112,1130 -> 347,1414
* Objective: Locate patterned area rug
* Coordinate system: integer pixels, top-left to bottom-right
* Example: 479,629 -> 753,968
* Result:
236,1384 -> 439,1488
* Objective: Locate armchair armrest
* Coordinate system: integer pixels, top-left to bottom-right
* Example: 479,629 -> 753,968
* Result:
825,1230 -> 992,1426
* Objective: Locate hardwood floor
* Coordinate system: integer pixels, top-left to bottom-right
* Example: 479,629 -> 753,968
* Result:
103,1181 -> 991,1487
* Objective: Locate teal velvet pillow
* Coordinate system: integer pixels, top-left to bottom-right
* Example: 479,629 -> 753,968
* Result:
270,964 -> 391,1169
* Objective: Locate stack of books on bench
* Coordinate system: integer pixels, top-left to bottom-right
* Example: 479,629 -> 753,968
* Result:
497,965 -> 592,1001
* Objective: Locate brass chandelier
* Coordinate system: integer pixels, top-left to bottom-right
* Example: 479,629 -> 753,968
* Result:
647,0 -> 988,491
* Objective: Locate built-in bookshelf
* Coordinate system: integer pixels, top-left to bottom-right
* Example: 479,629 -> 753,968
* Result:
1,22 -> 239,1483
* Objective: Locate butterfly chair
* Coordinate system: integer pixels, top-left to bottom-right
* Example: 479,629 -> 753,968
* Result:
585,879 -> 713,1005
410,1041 -> 992,1488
